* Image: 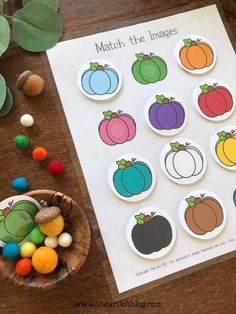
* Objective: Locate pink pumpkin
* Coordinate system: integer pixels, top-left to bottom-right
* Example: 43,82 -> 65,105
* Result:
99,110 -> 136,145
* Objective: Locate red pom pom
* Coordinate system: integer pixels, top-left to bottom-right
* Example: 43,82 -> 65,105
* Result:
48,160 -> 65,176
16,258 -> 32,276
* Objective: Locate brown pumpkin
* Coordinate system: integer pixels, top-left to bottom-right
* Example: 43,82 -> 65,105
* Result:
185,195 -> 223,235
179,38 -> 214,70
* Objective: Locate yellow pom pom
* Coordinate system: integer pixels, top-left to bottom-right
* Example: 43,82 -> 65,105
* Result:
20,242 -> 36,258
39,214 -> 64,236
32,246 -> 58,274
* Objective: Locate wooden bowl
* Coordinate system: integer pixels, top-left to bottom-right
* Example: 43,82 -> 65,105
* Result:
0,190 -> 91,289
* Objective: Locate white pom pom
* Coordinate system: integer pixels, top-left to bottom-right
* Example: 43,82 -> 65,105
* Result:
44,236 -> 58,248
20,114 -> 34,127
58,232 -> 72,247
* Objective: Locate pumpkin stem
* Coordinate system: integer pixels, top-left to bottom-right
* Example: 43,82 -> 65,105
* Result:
3,207 -> 11,217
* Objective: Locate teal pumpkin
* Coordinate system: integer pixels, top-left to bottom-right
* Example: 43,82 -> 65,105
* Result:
113,159 -> 152,197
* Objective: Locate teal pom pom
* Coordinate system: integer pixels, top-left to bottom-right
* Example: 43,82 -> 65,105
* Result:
2,243 -> 20,259
12,177 -> 29,191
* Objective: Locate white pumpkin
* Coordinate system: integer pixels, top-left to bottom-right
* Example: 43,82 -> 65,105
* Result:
165,145 -> 203,179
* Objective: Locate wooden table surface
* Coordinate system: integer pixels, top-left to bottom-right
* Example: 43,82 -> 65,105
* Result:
0,0 -> 236,313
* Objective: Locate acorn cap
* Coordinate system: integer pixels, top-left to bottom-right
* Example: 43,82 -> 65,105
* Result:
16,70 -> 33,90
35,205 -> 61,224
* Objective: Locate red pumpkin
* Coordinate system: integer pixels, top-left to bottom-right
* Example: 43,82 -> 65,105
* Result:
198,83 -> 233,118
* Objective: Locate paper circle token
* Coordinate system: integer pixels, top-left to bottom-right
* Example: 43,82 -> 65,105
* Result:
0,87 -> 13,118
179,190 -> 227,240
193,80 -> 235,122
160,138 -> 207,185
108,154 -> 156,202
77,59 -> 122,101
144,92 -> 188,136
174,35 -> 216,74
210,125 -> 236,170
127,207 -> 176,259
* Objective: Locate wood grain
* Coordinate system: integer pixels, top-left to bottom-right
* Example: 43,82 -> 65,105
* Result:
0,0 -> 235,313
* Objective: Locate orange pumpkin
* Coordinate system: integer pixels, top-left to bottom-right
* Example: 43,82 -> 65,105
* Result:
185,195 -> 223,235
179,38 -> 214,70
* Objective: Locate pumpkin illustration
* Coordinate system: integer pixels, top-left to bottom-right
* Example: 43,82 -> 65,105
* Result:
113,158 -> 152,197
164,142 -> 204,180
179,38 -> 214,70
148,95 -> 185,130
131,211 -> 173,255
215,130 -> 236,167
198,83 -> 233,118
0,199 -> 39,246
185,194 -> 224,235
132,52 -> 167,84
98,110 -> 136,145
81,62 -> 119,95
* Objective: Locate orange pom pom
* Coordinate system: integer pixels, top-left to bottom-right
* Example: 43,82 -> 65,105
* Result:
32,247 -> 58,274
16,258 -> 32,276
32,147 -> 48,161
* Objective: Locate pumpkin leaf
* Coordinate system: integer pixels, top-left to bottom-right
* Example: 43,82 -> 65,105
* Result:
183,38 -> 192,47
200,84 -> 209,93
170,142 -> 180,152
116,159 -> 126,170
103,110 -> 113,120
186,196 -> 196,207
135,213 -> 145,224
135,52 -> 144,62
0,74 -> 6,110
0,87 -> 13,118
156,95 -> 165,104
22,0 -> 59,12
217,131 -> 226,141
90,62 -> 99,71
0,15 -> 10,57
12,1 -> 63,52
233,190 -> 236,206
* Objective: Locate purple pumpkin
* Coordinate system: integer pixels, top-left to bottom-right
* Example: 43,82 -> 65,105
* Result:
148,95 -> 185,130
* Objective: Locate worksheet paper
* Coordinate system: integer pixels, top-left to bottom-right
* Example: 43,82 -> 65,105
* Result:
47,5 -> 236,293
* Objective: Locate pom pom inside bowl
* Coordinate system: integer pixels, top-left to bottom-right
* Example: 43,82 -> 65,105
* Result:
0,190 -> 90,289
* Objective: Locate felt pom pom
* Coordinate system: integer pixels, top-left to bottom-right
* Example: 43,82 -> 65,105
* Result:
16,258 -> 32,276
13,135 -> 30,149
12,177 -> 29,191
20,242 -> 36,258
44,236 -> 58,248
48,160 -> 65,176
32,246 -> 58,274
58,232 -> 72,247
32,147 -> 48,161
39,214 -> 64,237
29,226 -> 46,244
20,114 -> 34,127
2,243 -> 20,259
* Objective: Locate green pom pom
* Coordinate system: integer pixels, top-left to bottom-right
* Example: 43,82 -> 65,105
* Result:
29,226 -> 45,244
13,135 -> 29,149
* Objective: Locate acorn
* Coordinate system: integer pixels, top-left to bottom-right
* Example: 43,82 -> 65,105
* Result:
35,200 -> 61,224
16,70 -> 44,96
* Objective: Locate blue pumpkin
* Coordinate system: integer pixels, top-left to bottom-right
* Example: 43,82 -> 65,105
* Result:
113,159 -> 152,197
81,62 -> 119,95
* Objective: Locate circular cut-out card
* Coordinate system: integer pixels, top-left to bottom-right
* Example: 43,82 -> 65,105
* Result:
145,93 -> 188,136
108,154 -> 156,202
0,195 -> 41,247
179,190 -> 227,240
131,52 -> 167,85
193,80 -> 235,121
160,139 -> 207,185
98,110 -> 136,146
174,35 -> 216,74
127,207 -> 176,259
210,125 -> 236,170
77,59 -> 122,101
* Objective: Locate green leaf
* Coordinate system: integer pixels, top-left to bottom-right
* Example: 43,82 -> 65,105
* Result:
186,196 -> 196,207
103,110 -> 113,120
136,52 -> 144,62
13,1 -> 63,52
0,15 -> 10,57
0,74 -> 6,110
22,0 -> 59,11
200,84 -> 209,93
183,38 -> 192,47
135,213 -> 145,224
217,131 -> 226,141
0,87 -> 13,118
90,62 -> 99,71
116,159 -> 126,170
170,142 -> 180,152
156,95 -> 165,104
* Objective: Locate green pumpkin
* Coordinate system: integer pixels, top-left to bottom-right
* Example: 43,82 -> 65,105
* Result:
0,198 -> 39,246
132,52 -> 167,85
